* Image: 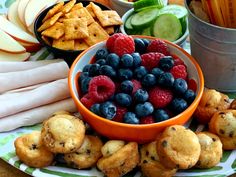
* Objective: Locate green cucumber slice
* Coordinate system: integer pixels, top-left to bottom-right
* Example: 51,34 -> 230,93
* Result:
134,0 -> 164,12
142,27 -> 151,36
180,16 -> 187,34
131,7 -> 159,29
151,13 -> 182,42
158,4 -> 188,19
125,14 -> 134,30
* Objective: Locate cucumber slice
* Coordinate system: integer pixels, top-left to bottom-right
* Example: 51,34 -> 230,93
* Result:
151,13 -> 182,42
134,0 -> 164,12
142,27 -> 151,36
135,5 -> 163,12
131,7 -> 159,29
125,14 -> 134,30
158,4 -> 188,19
180,16 -> 187,34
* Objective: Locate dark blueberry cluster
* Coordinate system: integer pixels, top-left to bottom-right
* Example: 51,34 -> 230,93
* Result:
78,38 -> 197,124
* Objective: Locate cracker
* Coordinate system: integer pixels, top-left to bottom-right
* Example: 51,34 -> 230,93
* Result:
41,35 -> 51,45
41,22 -> 64,39
84,22 -> 109,46
96,10 -> 123,27
38,12 -> 63,32
74,39 -> 89,50
64,7 -> 94,25
52,36 -> 74,50
70,2 -> 83,11
42,2 -> 64,22
86,3 -> 96,18
61,0 -> 76,14
63,18 -> 89,40
104,26 -> 115,35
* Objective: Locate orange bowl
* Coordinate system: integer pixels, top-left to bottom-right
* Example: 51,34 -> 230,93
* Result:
68,35 -> 204,143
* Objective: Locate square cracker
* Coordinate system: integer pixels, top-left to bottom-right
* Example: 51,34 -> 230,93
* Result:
84,22 -> 109,46
52,36 -> 74,50
42,2 -> 64,22
38,12 -> 63,32
41,22 -> 64,39
63,18 -> 89,40
86,3 -> 96,18
96,10 -> 123,27
104,26 -> 115,35
64,7 -> 94,25
70,2 -> 83,11
61,0 -> 76,14
74,39 -> 89,50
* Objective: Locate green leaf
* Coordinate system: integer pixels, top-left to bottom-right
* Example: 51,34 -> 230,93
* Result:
40,169 -> 97,177
220,150 -> 232,163
4,0 -> 16,8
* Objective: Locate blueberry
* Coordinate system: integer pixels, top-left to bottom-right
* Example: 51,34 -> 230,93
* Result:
131,53 -> 141,68
80,76 -> 91,94
184,89 -> 196,104
123,112 -> 139,124
134,38 -> 146,54
157,72 -> 175,87
171,98 -> 188,114
151,68 -> 164,79
90,103 -> 101,116
134,89 -> 149,103
153,109 -> 169,122
88,63 -> 100,76
142,74 -> 156,87
99,65 -> 116,78
106,53 -> 120,69
79,72 -> 89,83
173,78 -> 188,95
120,80 -> 133,94
95,48 -> 109,60
82,64 -> 92,72
134,66 -> 148,80
100,101 -> 116,120
158,56 -> 174,71
118,68 -> 133,80
121,54 -> 133,68
141,38 -> 150,48
135,102 -> 154,117
96,59 -> 106,66
115,93 -> 132,107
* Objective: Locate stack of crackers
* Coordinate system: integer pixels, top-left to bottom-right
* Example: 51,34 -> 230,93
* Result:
37,0 -> 123,51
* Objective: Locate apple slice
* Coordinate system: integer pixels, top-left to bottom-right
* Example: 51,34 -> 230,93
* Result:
7,0 -> 27,32
0,51 -> 30,61
0,29 -> 26,54
18,0 -> 30,26
0,16 -> 39,44
19,41 -> 41,52
24,0 -> 58,27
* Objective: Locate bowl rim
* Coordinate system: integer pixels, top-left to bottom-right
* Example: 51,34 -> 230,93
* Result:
120,8 -> 189,45
68,35 -> 204,128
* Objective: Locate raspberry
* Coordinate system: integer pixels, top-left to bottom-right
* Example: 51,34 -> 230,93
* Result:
141,52 -> 165,70
140,116 -> 155,124
148,87 -> 173,108
112,106 -> 127,122
147,39 -> 169,55
187,79 -> 197,92
80,93 -> 95,109
172,54 -> 185,66
113,35 -> 135,57
131,79 -> 142,95
106,33 -> 126,53
88,75 -> 115,102
170,65 -> 187,80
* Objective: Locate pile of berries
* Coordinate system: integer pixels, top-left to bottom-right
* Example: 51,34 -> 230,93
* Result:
78,33 -> 196,124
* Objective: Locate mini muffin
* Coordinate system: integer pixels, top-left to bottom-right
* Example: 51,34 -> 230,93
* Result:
41,114 -> 85,153
209,110 -> 236,150
64,135 -> 103,169
140,141 -> 177,177
97,141 -> 139,177
157,125 -> 201,169
195,132 -> 222,168
14,131 -> 54,168
230,99 -> 236,109
194,88 -> 230,124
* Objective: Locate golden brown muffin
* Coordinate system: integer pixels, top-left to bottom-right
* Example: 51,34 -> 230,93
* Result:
157,125 -> 201,169
140,141 -> 177,177
14,131 -> 54,168
64,135 -> 103,169
209,110 -> 236,150
41,114 -> 85,153
195,132 -> 222,168
194,88 -> 230,124
97,141 -> 139,177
